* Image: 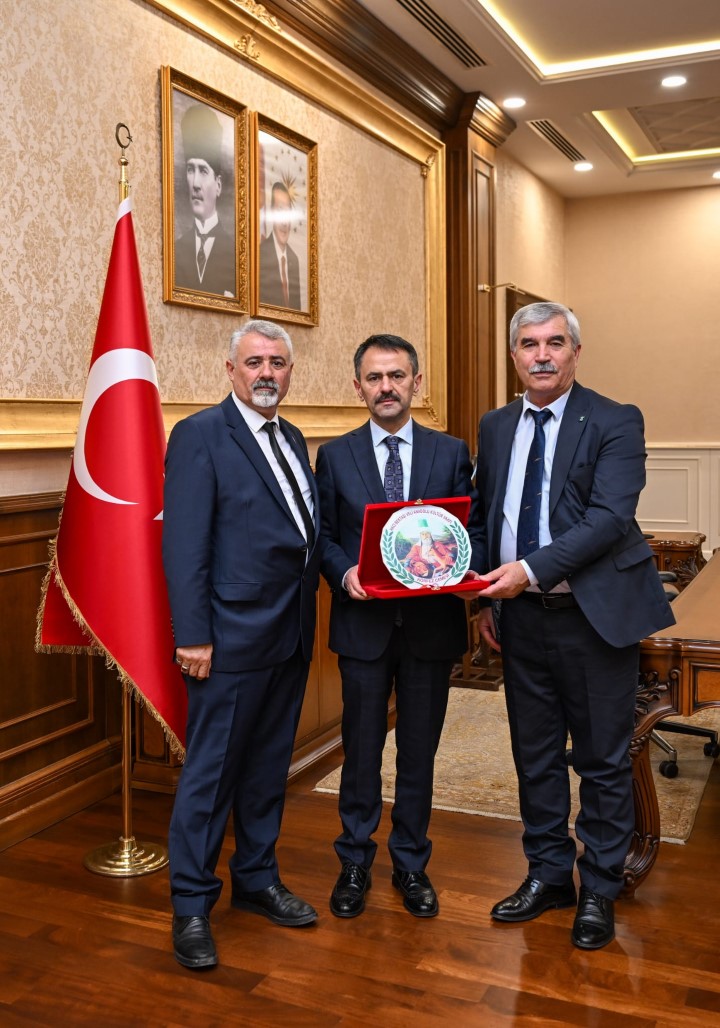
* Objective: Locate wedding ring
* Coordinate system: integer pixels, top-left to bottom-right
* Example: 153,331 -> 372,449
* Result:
181,664 -> 189,672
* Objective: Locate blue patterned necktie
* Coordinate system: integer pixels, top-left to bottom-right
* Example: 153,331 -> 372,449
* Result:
516,408 -> 552,561
383,436 -> 404,502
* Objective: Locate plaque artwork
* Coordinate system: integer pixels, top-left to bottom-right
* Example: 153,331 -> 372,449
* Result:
380,504 -> 471,590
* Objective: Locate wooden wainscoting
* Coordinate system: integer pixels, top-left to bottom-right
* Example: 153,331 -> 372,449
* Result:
0,493 -> 122,851
638,445 -> 720,556
3,494 -> 345,833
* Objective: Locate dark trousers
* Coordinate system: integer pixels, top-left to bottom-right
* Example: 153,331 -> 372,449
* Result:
169,648 -> 309,916
500,598 -> 638,900
335,626 -> 452,871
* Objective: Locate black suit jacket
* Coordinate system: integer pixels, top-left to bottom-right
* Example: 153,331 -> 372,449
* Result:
162,394 -> 320,670
174,220 -> 236,296
316,420 -> 483,662
475,381 -> 674,648
259,233 -> 301,309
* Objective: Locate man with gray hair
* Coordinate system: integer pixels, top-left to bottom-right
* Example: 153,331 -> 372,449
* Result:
163,319 -> 320,970
474,301 -> 674,949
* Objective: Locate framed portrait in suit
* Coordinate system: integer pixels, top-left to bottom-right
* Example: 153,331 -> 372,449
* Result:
161,66 -> 249,314
253,113 -> 318,326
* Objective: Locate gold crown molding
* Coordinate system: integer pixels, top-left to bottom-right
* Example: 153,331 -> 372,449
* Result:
0,398 -> 441,450
257,0 -> 465,132
229,0 -> 281,32
143,0 -> 442,164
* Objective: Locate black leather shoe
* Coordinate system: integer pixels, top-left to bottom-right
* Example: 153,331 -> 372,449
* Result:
491,876 -> 577,922
172,915 -> 218,969
391,869 -> 438,918
572,886 -> 615,949
330,862 -> 372,918
231,882 -> 317,926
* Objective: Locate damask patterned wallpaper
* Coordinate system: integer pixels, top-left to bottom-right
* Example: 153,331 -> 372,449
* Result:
0,0 -> 427,409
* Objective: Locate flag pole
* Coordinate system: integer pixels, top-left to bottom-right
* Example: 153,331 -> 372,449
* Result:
84,125 -> 169,877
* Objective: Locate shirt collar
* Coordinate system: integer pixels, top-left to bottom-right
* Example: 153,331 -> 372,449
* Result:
231,392 -> 279,433
194,211 -> 219,235
522,386 -> 572,422
370,417 -> 414,449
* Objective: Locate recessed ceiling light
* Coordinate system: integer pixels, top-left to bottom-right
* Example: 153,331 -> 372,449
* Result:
502,97 -> 526,109
662,75 -> 687,88
574,161 -> 594,172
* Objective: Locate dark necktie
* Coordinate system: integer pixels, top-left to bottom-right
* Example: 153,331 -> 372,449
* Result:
262,422 -> 315,549
196,231 -> 213,277
281,255 -> 289,306
516,408 -> 552,561
383,436 -> 404,502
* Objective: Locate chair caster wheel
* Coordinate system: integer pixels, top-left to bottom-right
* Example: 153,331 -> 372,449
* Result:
703,742 -> 720,758
659,760 -> 679,779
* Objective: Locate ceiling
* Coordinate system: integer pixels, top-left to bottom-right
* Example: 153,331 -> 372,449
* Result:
356,0 -> 720,198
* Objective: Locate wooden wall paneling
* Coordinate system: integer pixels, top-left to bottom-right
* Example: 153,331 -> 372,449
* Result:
0,494 -> 122,850
444,98 -> 500,450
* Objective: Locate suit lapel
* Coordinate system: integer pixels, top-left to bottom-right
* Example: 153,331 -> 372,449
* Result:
549,383 -> 591,516
348,422 -> 387,504
222,395 -> 297,526
408,422 -> 437,499
489,402 -> 522,551
279,415 -> 320,514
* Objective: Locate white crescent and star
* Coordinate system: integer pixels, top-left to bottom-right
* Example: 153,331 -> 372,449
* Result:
73,348 -> 164,519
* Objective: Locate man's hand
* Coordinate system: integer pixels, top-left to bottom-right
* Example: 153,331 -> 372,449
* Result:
450,569 -> 488,599
476,561 -> 530,599
176,643 -> 213,680
477,606 -> 501,653
344,565 -> 370,601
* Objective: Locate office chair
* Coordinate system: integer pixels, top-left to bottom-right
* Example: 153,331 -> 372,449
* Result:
652,571 -> 720,778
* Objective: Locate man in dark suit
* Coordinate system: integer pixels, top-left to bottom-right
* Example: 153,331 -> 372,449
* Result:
315,334 -> 484,920
475,301 -> 674,949
162,319 -> 320,970
174,103 -> 236,297
259,182 -> 302,309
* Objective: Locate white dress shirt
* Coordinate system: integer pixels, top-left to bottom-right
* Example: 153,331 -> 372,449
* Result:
500,388 -> 572,592
232,393 -> 314,543
370,417 -> 413,502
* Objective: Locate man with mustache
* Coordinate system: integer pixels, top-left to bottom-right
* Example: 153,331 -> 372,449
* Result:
174,103 -> 236,298
162,319 -> 320,969
474,301 -> 674,949
315,334 -> 484,920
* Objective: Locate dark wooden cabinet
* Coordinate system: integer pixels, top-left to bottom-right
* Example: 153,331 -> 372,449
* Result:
645,531 -> 706,589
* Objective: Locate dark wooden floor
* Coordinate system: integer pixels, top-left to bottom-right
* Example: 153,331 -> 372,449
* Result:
1,747 -> 719,1027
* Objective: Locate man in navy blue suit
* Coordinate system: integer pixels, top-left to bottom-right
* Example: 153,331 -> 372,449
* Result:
474,302 -> 674,949
315,334 -> 484,920
162,319 -> 320,970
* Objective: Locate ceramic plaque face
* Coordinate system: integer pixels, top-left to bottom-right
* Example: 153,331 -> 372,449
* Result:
380,504 -> 471,590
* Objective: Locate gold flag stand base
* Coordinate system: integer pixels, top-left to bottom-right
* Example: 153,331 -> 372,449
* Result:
84,835 -> 169,877
84,671 -> 169,878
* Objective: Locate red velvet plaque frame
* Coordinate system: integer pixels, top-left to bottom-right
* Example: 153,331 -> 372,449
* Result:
357,497 -> 490,599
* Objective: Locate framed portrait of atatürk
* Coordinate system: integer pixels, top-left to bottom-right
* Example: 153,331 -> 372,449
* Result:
161,66 -> 249,313
253,113 -> 318,325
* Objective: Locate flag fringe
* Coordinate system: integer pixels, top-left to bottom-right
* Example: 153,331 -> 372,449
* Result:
36,533 -> 185,761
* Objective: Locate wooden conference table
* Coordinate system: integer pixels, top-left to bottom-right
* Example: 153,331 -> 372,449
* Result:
624,549 -> 720,893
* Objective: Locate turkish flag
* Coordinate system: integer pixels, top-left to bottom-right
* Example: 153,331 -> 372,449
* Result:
37,198 -> 186,755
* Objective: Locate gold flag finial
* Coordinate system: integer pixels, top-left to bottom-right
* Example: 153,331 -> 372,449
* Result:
115,123 -> 133,203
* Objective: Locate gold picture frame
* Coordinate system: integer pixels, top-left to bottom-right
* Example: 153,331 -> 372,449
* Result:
161,66 -> 249,313
253,113 -> 318,326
